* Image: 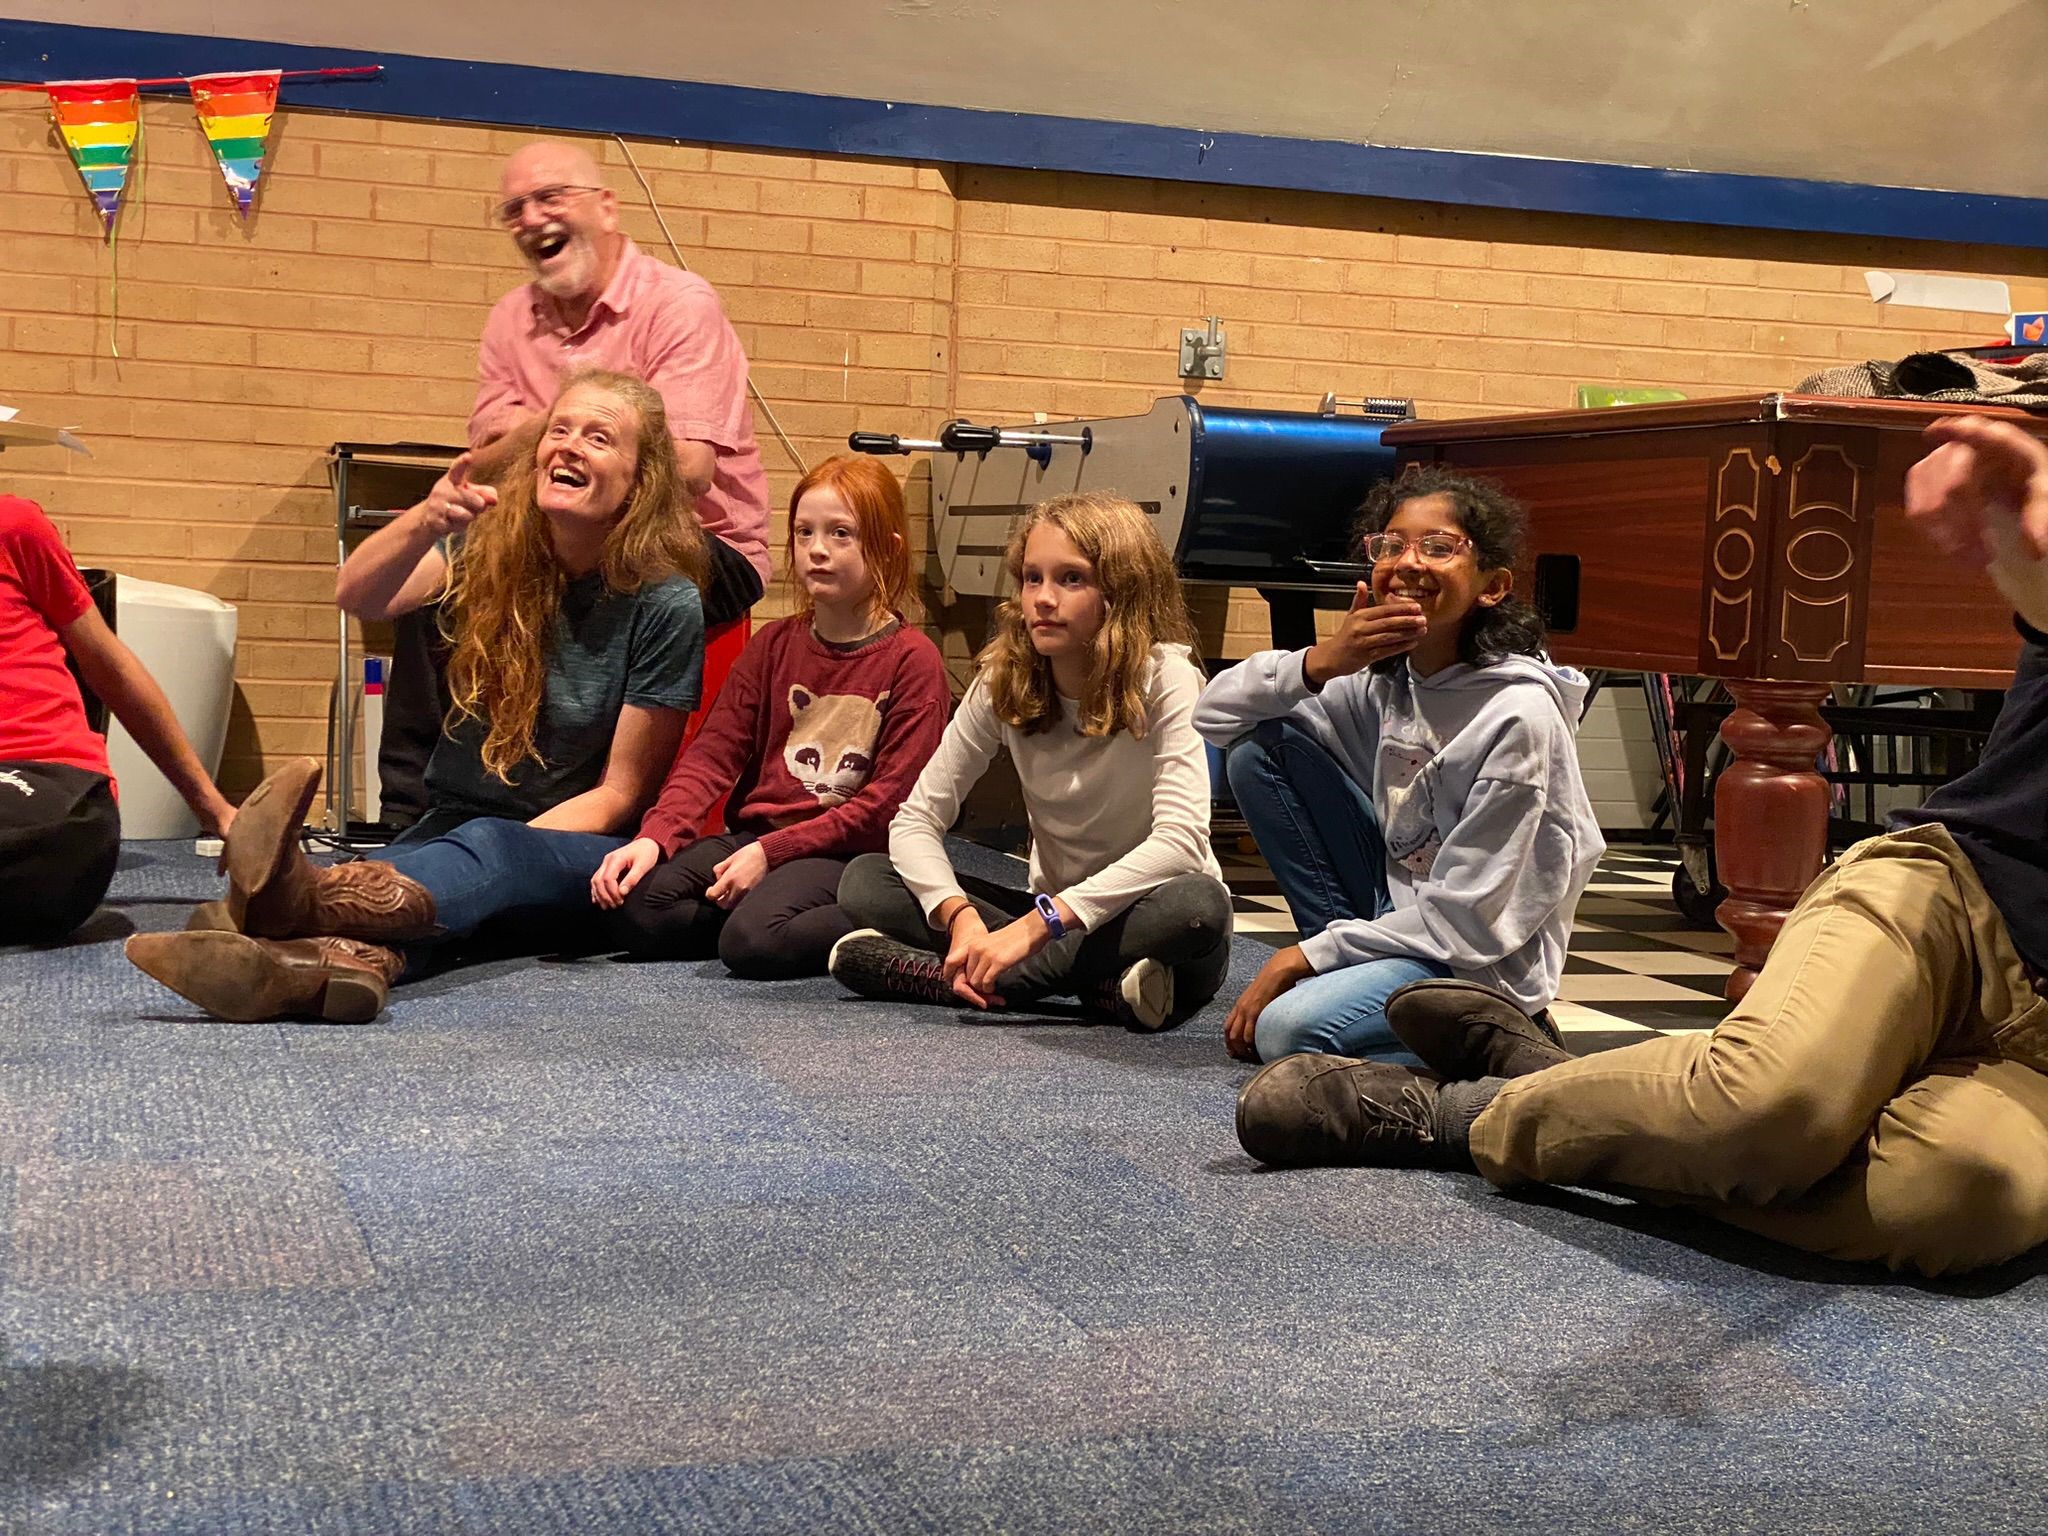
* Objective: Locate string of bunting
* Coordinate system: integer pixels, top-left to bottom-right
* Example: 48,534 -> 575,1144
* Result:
3,65 -> 379,234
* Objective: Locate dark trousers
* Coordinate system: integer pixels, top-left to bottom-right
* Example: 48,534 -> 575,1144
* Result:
0,761 -> 121,942
837,853 -> 1234,1014
610,831 -> 856,977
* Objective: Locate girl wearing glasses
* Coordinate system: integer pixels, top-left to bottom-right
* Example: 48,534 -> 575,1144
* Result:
1194,467 -> 1603,1066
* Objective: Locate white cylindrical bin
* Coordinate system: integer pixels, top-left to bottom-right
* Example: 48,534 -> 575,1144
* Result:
104,576 -> 239,840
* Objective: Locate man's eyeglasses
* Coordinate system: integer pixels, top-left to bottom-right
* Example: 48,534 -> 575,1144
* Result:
493,184 -> 603,226
1363,532 -> 1472,564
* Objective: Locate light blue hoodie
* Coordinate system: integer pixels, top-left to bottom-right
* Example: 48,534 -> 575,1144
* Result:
1195,647 -> 1605,1012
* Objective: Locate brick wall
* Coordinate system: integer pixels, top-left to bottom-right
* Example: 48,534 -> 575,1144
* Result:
3,101 -> 2041,801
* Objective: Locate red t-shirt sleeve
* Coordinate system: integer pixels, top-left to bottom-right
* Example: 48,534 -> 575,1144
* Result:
0,498 -> 109,779
7,502 -> 94,630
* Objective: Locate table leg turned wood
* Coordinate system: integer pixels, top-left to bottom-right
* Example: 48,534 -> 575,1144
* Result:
1713,681 -> 1833,1002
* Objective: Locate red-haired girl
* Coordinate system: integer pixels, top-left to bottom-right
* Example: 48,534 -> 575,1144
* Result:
590,454 -> 950,975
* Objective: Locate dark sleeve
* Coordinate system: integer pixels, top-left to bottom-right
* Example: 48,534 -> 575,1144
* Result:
753,635 -> 953,868
637,626 -> 770,857
625,579 -> 705,713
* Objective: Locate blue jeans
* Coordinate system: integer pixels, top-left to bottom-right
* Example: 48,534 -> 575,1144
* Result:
1225,717 -> 1450,1063
379,816 -> 623,943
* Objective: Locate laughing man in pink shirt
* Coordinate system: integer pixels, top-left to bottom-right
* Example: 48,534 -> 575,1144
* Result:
471,140 -> 772,625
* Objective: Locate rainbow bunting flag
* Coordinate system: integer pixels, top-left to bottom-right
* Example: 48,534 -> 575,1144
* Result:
188,70 -> 280,218
47,80 -> 139,237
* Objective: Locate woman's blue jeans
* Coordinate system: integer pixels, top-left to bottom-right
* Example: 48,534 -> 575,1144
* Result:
1224,717 -> 1449,1063
378,816 -> 623,977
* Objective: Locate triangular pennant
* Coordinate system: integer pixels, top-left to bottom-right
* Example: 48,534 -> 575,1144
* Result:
188,70 -> 280,218
48,79 -> 139,238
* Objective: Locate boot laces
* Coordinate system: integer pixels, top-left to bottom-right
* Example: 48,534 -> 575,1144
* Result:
1350,1076 -> 1436,1146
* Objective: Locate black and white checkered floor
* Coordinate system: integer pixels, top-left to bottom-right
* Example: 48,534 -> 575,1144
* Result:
1220,839 -> 1732,1054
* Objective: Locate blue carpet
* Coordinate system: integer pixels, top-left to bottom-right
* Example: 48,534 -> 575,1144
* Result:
0,840 -> 2043,1533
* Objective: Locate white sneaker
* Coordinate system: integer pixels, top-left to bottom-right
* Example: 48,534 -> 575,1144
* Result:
1113,957 -> 1174,1032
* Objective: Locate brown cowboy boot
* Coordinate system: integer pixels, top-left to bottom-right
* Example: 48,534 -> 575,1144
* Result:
186,899 -> 234,932
219,760 -> 438,942
226,858 -> 438,944
126,929 -> 403,1024
222,757 -> 324,936
297,861 -> 440,943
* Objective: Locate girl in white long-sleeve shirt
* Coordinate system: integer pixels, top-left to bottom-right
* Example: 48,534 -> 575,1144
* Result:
832,491 -> 1233,1031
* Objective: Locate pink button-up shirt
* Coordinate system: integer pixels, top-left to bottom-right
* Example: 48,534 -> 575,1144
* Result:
471,239 -> 772,583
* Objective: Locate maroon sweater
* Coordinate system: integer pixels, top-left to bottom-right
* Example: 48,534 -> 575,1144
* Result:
637,615 -> 951,866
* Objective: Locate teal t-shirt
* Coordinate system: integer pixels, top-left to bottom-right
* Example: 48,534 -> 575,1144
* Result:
426,571 -> 704,822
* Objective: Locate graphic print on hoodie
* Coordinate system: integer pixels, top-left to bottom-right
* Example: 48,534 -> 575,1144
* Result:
1378,732 -> 1442,877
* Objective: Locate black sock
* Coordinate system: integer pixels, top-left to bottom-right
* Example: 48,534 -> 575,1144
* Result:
1430,1076 -> 1506,1168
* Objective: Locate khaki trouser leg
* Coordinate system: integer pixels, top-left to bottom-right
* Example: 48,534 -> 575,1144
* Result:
1469,827 -> 2048,1273
1715,1056 -> 2048,1276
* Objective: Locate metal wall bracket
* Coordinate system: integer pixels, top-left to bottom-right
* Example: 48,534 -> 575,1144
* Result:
1179,316 -> 1226,379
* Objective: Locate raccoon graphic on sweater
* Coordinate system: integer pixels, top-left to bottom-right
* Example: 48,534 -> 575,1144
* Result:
783,684 -> 887,808
632,615 -> 952,863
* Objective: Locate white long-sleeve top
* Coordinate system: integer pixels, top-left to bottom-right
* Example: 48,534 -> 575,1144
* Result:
889,643 -> 1224,932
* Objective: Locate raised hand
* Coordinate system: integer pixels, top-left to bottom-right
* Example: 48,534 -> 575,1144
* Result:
1304,582 -> 1427,687
1905,416 -> 2048,566
417,451 -> 498,539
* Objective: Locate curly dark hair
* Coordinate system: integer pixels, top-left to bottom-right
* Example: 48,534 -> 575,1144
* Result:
1354,465 -> 1548,672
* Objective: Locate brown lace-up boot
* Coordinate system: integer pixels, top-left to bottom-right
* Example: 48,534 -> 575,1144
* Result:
126,929 -> 404,1024
221,759 -> 437,943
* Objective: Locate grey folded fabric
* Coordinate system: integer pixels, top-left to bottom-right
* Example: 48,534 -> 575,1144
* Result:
1798,349 -> 2048,409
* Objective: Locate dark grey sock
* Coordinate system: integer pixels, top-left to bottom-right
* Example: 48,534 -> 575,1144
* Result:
1430,1076 -> 1507,1167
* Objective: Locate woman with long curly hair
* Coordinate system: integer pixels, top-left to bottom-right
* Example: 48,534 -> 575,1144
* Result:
832,491 -> 1234,1032
127,370 -> 709,1023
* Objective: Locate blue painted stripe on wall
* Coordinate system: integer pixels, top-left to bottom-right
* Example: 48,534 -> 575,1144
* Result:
6,17 -> 2046,250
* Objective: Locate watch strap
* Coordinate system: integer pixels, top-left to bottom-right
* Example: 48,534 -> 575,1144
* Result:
1033,892 -> 1065,939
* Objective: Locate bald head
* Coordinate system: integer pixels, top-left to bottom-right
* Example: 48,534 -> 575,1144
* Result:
499,140 -> 606,203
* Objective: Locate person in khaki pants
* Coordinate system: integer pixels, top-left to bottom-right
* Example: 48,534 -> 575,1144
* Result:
1233,414 -> 2048,1278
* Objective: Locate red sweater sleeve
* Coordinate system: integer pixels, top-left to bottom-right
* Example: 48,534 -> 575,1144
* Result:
754,632 -> 952,868
635,624 -> 770,856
